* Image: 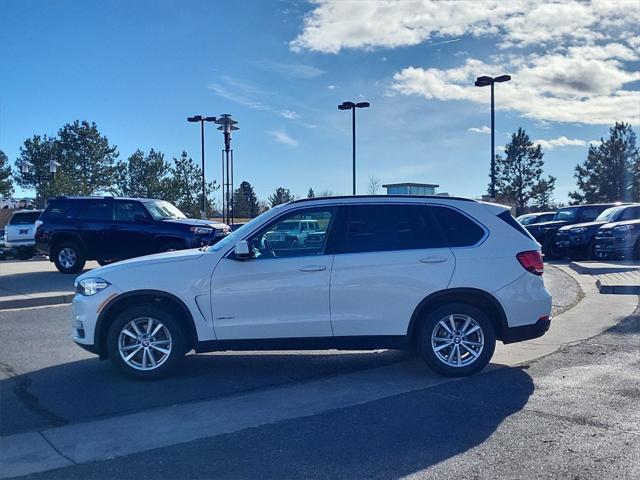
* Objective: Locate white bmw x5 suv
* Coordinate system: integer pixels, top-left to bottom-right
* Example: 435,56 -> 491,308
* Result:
72,196 -> 552,379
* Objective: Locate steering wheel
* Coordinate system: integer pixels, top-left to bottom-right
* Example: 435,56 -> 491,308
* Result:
258,237 -> 276,258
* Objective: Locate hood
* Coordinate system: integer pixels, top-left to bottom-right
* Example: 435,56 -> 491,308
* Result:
599,219 -> 640,231
76,248 -> 205,282
558,221 -> 605,232
526,220 -> 567,230
162,218 -> 229,230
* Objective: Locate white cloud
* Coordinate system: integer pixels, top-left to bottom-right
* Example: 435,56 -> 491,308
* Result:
534,136 -> 587,150
208,76 -> 270,111
468,125 -> 490,134
292,1 -> 640,126
280,109 -> 300,120
266,129 -> 299,147
255,60 -> 325,79
327,84 -> 337,90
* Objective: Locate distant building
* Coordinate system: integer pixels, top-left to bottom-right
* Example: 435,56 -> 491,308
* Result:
383,183 -> 439,196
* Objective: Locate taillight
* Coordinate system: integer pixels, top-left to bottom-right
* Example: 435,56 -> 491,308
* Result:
516,250 -> 544,275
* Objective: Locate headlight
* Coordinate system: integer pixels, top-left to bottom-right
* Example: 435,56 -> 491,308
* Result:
570,227 -> 587,233
75,277 -> 110,296
190,226 -> 213,234
613,225 -> 633,232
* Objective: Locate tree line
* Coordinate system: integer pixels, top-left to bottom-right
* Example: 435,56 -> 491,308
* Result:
0,120 -> 637,218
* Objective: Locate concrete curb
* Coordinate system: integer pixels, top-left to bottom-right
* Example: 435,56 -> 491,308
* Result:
0,293 -> 74,311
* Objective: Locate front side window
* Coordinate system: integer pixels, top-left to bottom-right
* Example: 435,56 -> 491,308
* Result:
555,208 -> 577,222
621,206 -> 640,220
342,204 -> 443,254
247,208 -> 334,259
579,207 -> 602,221
115,202 -> 149,222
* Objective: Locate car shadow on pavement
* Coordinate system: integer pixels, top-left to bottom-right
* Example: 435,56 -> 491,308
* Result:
0,349 -> 412,437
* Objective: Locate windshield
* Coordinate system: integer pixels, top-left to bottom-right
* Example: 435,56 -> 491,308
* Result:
143,200 -> 187,220
595,207 -> 623,222
554,208 -> 577,222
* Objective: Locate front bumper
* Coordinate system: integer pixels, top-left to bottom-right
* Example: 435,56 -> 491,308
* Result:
71,285 -> 123,352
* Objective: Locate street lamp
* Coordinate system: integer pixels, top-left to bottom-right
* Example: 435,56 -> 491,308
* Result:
187,115 -> 217,218
338,101 -> 370,195
474,74 -> 511,199
18,158 -> 60,207
215,114 -> 239,226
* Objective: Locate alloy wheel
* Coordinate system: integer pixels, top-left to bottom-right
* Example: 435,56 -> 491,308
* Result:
58,248 -> 77,269
118,317 -> 173,371
431,314 -> 485,367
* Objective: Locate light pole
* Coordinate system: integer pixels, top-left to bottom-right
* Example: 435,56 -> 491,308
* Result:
18,158 -> 60,208
474,75 -> 511,200
187,115 -> 216,218
215,114 -> 239,226
338,101 -> 370,195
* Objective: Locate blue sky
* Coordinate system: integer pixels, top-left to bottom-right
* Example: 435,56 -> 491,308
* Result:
1,0 -> 638,205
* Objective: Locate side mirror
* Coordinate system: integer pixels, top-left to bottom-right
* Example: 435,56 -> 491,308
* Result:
234,240 -> 252,260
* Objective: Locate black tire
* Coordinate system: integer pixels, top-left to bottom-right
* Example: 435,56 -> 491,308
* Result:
106,303 -> 188,380
159,242 -> 183,253
417,303 -> 496,377
97,258 -> 117,266
543,236 -> 563,260
52,241 -> 86,273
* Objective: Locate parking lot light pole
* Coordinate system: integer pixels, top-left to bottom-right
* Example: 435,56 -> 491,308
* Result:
215,114 -> 239,226
474,75 -> 511,199
338,101 -> 370,195
18,158 -> 60,208
187,115 -> 216,218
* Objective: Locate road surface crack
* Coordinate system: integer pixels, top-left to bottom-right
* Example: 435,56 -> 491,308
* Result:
0,361 -> 68,428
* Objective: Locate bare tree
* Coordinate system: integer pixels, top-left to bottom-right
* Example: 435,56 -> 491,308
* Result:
367,175 -> 381,195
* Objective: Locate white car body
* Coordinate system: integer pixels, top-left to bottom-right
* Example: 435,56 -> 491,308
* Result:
72,196 -> 552,378
4,210 -> 42,248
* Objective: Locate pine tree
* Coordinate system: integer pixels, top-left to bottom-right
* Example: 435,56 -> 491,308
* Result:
233,181 -> 259,218
14,134 -> 59,208
114,149 -> 172,199
307,188 -> 315,198
569,122 -> 639,203
493,128 -> 555,216
269,187 -> 294,207
166,151 -> 217,218
0,149 -> 14,197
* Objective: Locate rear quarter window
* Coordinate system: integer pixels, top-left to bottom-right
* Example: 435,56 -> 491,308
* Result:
430,206 -> 485,247
497,210 -> 534,239
43,202 -> 78,221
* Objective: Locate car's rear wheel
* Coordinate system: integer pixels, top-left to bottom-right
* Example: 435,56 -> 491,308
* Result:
107,304 -> 187,380
418,303 -> 495,377
53,241 -> 86,273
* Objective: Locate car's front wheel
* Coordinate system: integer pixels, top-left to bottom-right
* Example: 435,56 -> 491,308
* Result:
418,303 -> 496,377
106,304 -> 188,380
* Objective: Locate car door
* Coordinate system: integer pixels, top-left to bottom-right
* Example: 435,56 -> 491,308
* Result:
111,200 -> 155,259
330,203 -> 455,337
74,200 -> 113,257
210,206 -> 338,339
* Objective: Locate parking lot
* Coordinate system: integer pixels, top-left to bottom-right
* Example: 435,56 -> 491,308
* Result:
1,263 -> 639,478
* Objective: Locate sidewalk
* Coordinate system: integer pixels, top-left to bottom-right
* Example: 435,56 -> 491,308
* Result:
0,260 -> 99,309
570,260 -> 640,294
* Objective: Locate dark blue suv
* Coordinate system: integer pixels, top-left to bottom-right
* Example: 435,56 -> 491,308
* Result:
35,196 -> 230,273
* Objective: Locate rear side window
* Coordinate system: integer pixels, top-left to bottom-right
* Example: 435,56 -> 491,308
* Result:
9,211 -> 41,225
43,202 -> 78,221
497,210 -> 533,239
431,206 -> 486,247
343,204 -> 443,254
77,201 -> 113,221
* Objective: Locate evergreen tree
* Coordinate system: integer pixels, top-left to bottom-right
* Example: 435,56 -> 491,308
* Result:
233,181 -> 259,218
569,122 -> 639,203
307,188 -> 315,198
531,176 -> 557,211
166,151 -> 218,218
114,149 -> 172,199
14,135 -> 59,208
268,186 -> 293,207
54,120 -> 119,195
0,149 -> 13,197
493,127 -> 555,216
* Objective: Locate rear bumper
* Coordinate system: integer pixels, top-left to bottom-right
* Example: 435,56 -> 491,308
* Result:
502,317 -> 551,344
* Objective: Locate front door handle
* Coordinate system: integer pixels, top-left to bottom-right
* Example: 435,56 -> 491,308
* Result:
420,257 -> 448,264
299,265 -> 327,272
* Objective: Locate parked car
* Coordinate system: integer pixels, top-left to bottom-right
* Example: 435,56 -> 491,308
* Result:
594,219 -> 640,260
555,204 -> 640,260
264,219 -> 321,247
71,195 -> 551,379
516,212 -> 556,225
35,196 -> 230,273
526,203 -> 621,259
4,209 -> 43,260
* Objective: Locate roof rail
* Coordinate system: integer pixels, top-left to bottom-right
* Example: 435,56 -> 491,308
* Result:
289,194 -> 477,204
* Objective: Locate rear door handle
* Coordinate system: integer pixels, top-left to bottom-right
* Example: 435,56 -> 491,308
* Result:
299,265 -> 327,272
420,257 -> 448,264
